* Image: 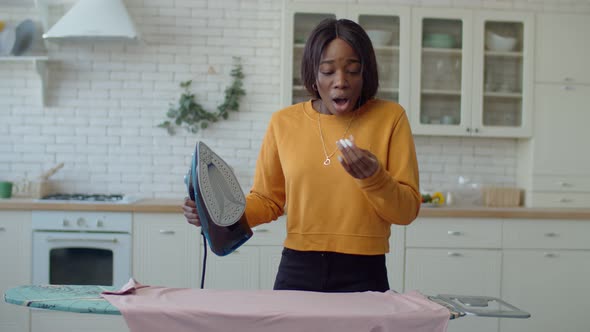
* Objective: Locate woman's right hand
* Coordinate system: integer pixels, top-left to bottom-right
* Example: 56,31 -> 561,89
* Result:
183,197 -> 201,227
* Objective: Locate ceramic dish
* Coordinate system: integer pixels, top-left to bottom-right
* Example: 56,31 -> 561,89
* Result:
485,31 -> 517,52
423,33 -> 455,48
366,30 -> 392,46
12,19 -> 35,56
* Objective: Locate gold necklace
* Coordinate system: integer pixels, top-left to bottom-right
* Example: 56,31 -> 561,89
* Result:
316,104 -> 356,166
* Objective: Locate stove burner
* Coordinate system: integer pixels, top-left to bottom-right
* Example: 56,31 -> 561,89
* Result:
41,194 -> 125,202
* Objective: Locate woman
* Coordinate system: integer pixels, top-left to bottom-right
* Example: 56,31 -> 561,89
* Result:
183,18 -> 420,292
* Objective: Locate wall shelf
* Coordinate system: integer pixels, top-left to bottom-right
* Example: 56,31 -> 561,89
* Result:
0,56 -> 49,106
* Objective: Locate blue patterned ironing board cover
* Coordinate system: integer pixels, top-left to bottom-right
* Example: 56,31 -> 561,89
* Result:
4,285 -> 121,315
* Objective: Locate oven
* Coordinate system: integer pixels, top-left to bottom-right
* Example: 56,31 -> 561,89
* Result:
32,210 -> 132,288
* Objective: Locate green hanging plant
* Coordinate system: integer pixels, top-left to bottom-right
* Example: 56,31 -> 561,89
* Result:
158,57 -> 246,135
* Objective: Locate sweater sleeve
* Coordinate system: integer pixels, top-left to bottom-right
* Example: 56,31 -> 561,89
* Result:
244,116 -> 286,227
355,111 -> 421,226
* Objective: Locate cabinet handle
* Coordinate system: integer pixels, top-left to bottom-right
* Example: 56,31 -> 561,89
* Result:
47,237 -> 118,243
253,229 -> 269,233
558,181 -> 572,188
159,230 -> 176,235
447,231 -> 462,236
0,227 -> 5,231
544,252 -> 559,258
563,77 -> 574,82
466,127 -> 471,133
544,232 -> 559,238
448,252 -> 462,257
474,128 -> 479,133
559,198 -> 573,203
561,85 -> 575,91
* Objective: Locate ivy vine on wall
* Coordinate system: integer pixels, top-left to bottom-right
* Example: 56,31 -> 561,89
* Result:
158,57 -> 245,135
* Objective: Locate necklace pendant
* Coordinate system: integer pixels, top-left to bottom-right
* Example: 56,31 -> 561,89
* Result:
323,158 -> 331,166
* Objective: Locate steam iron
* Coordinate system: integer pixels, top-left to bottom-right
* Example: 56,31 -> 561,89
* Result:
185,141 -> 252,256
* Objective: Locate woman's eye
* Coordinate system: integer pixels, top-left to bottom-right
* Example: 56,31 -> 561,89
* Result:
320,71 -> 334,76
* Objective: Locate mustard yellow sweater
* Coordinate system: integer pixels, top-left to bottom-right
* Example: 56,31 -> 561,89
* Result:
244,99 -> 420,255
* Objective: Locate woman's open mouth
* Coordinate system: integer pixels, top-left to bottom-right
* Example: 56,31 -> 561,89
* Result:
332,97 -> 351,112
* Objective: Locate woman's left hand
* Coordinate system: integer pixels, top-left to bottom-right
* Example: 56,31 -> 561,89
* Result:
337,135 -> 379,179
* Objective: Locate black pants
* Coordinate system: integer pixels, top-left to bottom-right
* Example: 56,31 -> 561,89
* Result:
273,247 -> 390,292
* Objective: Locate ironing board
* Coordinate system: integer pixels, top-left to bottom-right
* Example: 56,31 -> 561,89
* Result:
4,285 -> 121,315
4,284 -> 529,320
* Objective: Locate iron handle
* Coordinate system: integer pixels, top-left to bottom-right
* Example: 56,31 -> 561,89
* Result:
159,230 -> 176,235
47,237 -> 119,243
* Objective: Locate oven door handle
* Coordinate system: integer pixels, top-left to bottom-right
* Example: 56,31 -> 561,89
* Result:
46,237 -> 119,243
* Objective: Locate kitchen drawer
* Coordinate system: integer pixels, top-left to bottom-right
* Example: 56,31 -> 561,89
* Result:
503,219 -> 590,249
405,218 -> 502,248
532,175 -> 590,192
247,215 -> 287,246
529,192 -> 590,208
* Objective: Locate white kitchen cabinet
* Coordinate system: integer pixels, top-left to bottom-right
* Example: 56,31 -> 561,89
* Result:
0,211 -> 31,332
404,218 -> 502,332
530,84 -> 590,176
282,2 -> 411,109
410,8 -> 533,137
201,245 -> 261,290
200,245 -> 284,290
386,225 -> 406,292
31,311 -> 127,332
200,217 -> 286,290
133,213 -> 200,288
501,219 -> 590,332
406,248 -> 502,332
524,84 -> 590,207
535,13 -> 590,85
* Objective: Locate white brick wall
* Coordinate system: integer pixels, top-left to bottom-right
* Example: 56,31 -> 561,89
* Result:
1,0 -> 587,199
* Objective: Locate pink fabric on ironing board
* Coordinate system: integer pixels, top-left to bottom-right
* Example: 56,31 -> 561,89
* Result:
102,286 -> 449,332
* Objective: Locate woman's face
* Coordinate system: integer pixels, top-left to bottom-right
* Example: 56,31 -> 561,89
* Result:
315,38 -> 363,116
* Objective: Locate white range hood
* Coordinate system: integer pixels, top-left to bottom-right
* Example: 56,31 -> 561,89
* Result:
43,0 -> 138,41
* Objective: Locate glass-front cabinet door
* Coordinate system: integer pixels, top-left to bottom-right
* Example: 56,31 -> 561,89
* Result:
472,11 -> 534,137
282,3 -> 410,109
410,9 -> 533,137
350,6 -> 410,109
410,8 -> 473,136
282,5 -> 344,106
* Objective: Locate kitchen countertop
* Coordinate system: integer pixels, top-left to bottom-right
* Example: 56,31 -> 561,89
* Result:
1,198 -> 590,220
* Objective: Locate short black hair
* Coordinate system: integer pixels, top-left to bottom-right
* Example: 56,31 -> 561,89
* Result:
300,18 -> 379,106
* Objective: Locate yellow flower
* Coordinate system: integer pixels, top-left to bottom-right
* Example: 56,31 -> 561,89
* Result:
431,192 -> 445,205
